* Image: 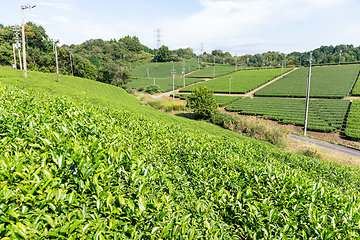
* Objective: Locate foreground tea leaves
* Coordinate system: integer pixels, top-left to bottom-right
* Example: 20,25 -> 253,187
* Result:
1,82 -> 360,239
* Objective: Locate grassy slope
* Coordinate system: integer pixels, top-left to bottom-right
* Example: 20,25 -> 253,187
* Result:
0,66 -> 253,143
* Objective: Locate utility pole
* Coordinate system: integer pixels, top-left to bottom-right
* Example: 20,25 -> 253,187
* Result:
229,75 -> 232,96
339,50 -> 342,65
304,52 -> 313,136
284,54 -> 287,67
247,58 -> 249,69
69,51 -> 74,76
182,63 -> 186,87
235,54 -> 237,72
53,39 -> 60,82
300,54 -> 302,68
171,66 -> 176,101
213,56 -> 216,79
129,62 -> 132,71
21,4 -> 36,78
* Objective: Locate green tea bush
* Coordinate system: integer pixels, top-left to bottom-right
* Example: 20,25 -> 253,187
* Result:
2,79 -> 360,238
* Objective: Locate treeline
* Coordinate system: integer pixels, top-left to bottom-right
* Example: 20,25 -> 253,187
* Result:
196,45 -> 360,67
0,22 -> 155,86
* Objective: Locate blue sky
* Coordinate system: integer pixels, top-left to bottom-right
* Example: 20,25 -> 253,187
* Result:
2,0 -> 360,55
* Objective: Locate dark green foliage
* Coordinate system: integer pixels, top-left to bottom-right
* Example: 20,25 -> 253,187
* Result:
154,45 -> 173,62
186,87 -> 219,118
145,85 -> 160,94
226,97 -> 350,132
345,100 -> 360,139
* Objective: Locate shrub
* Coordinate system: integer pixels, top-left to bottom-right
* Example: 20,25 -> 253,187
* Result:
145,85 -> 160,94
210,112 -> 288,148
186,86 -> 218,118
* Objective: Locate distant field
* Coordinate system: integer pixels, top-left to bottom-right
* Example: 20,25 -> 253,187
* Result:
125,77 -> 204,92
131,60 -> 199,79
186,65 -> 235,78
175,93 -> 241,107
226,97 -> 350,132
180,68 -> 292,93
351,77 -> 360,96
345,100 -> 360,139
254,65 -> 360,98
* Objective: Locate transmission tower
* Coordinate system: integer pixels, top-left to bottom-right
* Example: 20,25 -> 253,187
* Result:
154,28 -> 163,49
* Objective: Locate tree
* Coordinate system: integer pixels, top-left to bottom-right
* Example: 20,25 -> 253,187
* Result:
186,87 -> 218,118
154,45 -> 172,62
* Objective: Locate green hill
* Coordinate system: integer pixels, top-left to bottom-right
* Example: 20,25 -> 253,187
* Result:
2,66 -> 360,238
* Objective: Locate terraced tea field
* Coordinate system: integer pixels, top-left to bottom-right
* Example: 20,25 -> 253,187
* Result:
2,67 -> 360,238
180,68 -> 292,94
186,65 -> 235,78
345,100 -> 360,139
254,65 -> 360,98
226,97 -> 350,132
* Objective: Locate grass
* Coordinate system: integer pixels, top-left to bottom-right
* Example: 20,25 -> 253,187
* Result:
180,68 -> 292,93
255,65 -> 360,98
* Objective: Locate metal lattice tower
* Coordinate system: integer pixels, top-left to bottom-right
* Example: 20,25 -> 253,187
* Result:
154,28 -> 163,49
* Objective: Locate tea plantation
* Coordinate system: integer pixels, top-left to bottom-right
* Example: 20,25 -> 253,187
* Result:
2,67 -> 360,238
125,61 -> 202,91
226,97 -> 350,132
345,100 -> 360,139
180,68 -> 292,94
186,65 -> 235,78
254,65 -> 360,98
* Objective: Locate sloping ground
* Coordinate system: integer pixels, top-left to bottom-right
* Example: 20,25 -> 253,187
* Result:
2,67 -> 360,238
